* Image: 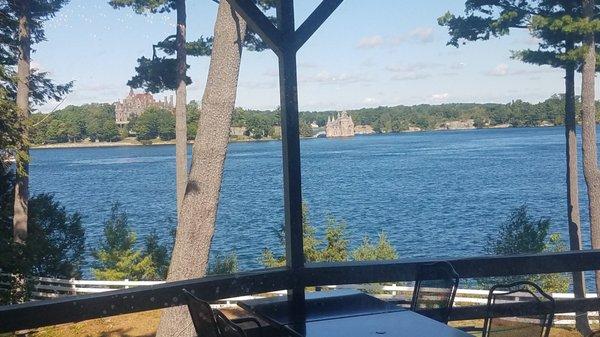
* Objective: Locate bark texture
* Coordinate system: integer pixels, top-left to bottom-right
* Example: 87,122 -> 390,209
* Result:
13,0 -> 31,244
581,0 -> 600,297
175,0 -> 188,216
155,3 -> 246,337
566,63 -> 591,335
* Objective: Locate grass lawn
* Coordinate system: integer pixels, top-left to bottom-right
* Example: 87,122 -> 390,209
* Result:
0,311 -> 590,337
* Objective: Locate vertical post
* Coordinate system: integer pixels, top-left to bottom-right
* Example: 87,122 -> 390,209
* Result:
276,0 -> 305,306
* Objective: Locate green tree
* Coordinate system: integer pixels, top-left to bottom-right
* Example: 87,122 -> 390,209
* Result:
132,107 -> 174,141
92,204 -> 165,281
262,204 -> 398,268
439,2 -> 593,332
300,122 -> 313,138
0,169 -> 85,304
2,0 -> 72,246
579,0 -> 600,302
352,233 -> 398,261
208,253 -> 238,275
481,205 -> 569,293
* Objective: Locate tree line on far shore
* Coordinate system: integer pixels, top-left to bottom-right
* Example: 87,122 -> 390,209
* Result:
28,94 -> 598,145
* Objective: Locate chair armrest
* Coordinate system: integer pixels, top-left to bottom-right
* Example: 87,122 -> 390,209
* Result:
232,317 -> 262,328
231,317 -> 262,337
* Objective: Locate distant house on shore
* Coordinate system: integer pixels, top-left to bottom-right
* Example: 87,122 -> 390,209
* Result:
115,89 -> 174,125
326,111 -> 355,138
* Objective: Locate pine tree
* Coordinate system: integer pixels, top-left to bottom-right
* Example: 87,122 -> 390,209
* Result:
1,0 -> 72,245
108,2 -> 273,335
439,2 -> 594,332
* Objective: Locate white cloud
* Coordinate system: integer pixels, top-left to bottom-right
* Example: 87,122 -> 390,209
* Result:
300,71 -> 371,85
488,64 -> 509,76
430,93 -> 450,100
486,63 -> 557,77
408,27 -> 435,43
450,62 -> 467,70
357,35 -> 384,49
386,62 -> 440,81
357,27 -> 435,50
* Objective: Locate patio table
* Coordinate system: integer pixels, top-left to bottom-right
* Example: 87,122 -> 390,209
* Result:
238,289 -> 471,337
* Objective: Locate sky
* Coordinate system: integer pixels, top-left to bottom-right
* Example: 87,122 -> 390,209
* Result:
32,0 -> 597,112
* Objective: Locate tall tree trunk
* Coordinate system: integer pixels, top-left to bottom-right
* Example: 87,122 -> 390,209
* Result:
175,0 -> 188,216
155,3 -> 247,337
13,0 -> 31,244
581,0 -> 600,297
566,59 -> 591,335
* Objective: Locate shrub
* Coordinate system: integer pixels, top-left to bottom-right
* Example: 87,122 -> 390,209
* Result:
208,253 -> 238,275
261,203 -> 398,268
0,167 -> 85,304
92,203 -> 169,281
479,205 -> 569,293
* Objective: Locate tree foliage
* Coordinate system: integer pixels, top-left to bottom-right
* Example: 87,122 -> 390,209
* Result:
92,203 -> 170,281
109,0 -> 273,93
0,166 -> 86,303
131,106 -> 176,141
0,1 -> 73,105
30,103 -> 118,144
481,205 -> 569,293
28,94 -> 600,145
261,204 -> 398,268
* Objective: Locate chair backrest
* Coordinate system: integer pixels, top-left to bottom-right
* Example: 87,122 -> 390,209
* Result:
183,289 -> 221,337
410,261 -> 459,323
214,311 -> 247,337
482,281 -> 555,337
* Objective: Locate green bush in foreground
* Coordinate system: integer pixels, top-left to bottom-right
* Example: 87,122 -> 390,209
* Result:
0,166 -> 85,304
261,204 -> 398,268
92,203 -> 169,281
479,205 -> 569,293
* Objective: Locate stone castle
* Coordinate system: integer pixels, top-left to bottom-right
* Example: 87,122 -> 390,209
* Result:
115,89 -> 174,125
326,111 -> 355,138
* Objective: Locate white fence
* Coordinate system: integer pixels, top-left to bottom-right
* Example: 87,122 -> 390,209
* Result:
1,274 -> 597,326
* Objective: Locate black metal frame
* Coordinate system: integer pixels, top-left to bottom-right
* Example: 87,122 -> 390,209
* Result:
410,261 -> 459,324
223,0 -> 343,309
482,281 -> 555,337
1,1 -> 600,334
183,288 -> 262,337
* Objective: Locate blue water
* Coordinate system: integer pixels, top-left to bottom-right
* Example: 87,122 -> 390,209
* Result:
29,127 -> 594,276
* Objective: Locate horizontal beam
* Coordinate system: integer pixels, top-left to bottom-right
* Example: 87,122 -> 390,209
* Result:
300,249 -> 600,285
450,297 -> 600,321
3,250 -> 600,333
0,269 -> 292,334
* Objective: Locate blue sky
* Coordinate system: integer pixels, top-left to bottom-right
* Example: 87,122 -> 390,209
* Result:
33,0 -> 591,112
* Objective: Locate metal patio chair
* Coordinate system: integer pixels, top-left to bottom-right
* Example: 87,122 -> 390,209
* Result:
410,261 -> 459,323
482,281 -> 555,337
183,289 -> 263,337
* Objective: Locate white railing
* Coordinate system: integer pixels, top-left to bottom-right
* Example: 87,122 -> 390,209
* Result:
1,274 -> 597,325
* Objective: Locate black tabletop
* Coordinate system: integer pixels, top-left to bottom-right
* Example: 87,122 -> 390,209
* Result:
238,290 -> 472,337
238,289 -> 402,326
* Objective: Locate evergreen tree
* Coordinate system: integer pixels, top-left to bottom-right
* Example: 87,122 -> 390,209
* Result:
579,0 -> 600,301
439,2 -> 593,332
1,0 -> 72,246
92,203 -> 169,281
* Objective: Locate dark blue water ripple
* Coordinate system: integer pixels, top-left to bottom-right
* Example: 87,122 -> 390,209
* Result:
29,127 -> 595,279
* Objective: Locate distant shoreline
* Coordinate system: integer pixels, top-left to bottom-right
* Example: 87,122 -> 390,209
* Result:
31,125 -> 554,150
31,136 -> 282,149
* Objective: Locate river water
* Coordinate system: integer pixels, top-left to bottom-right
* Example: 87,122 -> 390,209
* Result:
30,127 -> 593,275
